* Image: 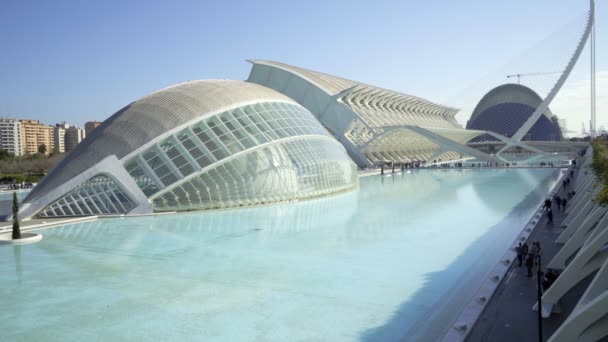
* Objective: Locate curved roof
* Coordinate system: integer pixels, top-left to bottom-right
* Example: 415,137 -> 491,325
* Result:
25,80 -> 297,203
249,60 -> 456,109
467,83 -> 561,141
248,60 -> 460,127
468,83 -> 552,124
249,60 -> 358,96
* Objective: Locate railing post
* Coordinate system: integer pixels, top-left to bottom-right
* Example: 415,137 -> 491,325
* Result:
537,255 -> 543,342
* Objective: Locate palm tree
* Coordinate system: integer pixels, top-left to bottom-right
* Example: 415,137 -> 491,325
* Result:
12,192 -> 21,240
37,144 -> 47,155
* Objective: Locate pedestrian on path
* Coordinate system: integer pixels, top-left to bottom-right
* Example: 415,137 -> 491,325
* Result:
530,242 -> 538,260
561,198 -> 567,211
526,254 -> 534,277
534,242 -> 542,265
544,198 -> 552,210
516,242 -> 524,267
547,208 -> 554,226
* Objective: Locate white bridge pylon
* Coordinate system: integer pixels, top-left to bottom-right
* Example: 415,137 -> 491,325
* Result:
510,0 -> 595,142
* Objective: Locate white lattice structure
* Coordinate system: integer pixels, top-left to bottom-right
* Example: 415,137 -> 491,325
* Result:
247,60 -> 507,167
15,80 -> 358,219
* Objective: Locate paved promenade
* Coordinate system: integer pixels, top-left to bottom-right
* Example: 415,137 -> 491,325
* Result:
467,167 -> 590,341
0,216 -> 98,234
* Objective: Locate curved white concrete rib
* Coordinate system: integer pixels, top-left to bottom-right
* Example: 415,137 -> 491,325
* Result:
549,207 -> 608,269
549,256 -> 608,341
568,176 -> 596,210
541,212 -> 608,315
557,198 -> 598,244
15,156 -> 151,220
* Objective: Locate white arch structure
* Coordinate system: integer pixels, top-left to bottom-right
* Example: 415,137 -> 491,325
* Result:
510,0 -> 595,142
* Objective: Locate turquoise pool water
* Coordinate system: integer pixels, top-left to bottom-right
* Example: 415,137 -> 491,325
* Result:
0,190 -> 30,217
0,168 -> 561,341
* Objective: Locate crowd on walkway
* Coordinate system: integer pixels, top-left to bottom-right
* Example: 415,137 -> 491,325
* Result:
374,157 -> 577,172
514,167 -> 577,297
515,236 -> 561,292
0,182 -> 35,191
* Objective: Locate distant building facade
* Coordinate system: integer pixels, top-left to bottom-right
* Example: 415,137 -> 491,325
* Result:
53,125 -> 66,153
20,119 -> 54,155
85,121 -> 102,136
0,117 -> 24,156
65,125 -> 85,152
54,122 -> 86,153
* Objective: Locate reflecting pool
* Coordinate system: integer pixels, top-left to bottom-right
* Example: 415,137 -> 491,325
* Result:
0,168 -> 561,341
0,190 -> 30,218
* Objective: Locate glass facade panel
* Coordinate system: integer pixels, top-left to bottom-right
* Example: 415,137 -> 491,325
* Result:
152,138 -> 357,212
122,101 -> 357,211
37,175 -> 135,218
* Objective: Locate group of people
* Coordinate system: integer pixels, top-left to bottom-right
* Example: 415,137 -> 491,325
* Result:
1,182 -> 34,190
516,241 -> 561,291
539,162 -> 556,167
516,241 -> 543,277
553,195 -> 568,212
565,170 -> 577,199
543,179 -> 574,226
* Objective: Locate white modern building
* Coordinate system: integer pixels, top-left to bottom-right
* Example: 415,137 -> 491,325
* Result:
53,125 -> 66,153
0,117 -> 24,156
16,80 -> 358,219
466,84 -> 563,142
247,60 -> 533,168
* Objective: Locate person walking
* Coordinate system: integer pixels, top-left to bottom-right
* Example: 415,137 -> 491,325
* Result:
522,242 -> 529,258
547,208 -> 554,226
526,253 -> 534,277
535,242 -> 543,265
516,242 -> 524,267
544,198 -> 552,210
530,242 -> 538,261
555,196 -> 562,211
562,198 -> 567,211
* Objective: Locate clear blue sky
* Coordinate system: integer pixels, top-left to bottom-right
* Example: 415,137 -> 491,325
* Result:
0,0 -> 605,134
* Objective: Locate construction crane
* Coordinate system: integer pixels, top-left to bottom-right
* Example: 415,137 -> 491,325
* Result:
506,71 -> 562,84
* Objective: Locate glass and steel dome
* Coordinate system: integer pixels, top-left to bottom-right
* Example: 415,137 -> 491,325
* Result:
18,80 -> 358,219
466,84 -> 563,141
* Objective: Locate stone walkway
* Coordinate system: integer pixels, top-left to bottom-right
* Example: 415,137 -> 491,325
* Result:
467,167 -> 590,341
0,216 -> 98,234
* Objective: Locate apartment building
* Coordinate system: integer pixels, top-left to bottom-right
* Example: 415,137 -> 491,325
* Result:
20,119 -> 54,155
0,117 -> 24,156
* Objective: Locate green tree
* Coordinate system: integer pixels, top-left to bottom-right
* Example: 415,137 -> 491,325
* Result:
12,192 -> 21,240
37,144 -> 47,155
0,149 -> 13,161
590,140 -> 608,206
